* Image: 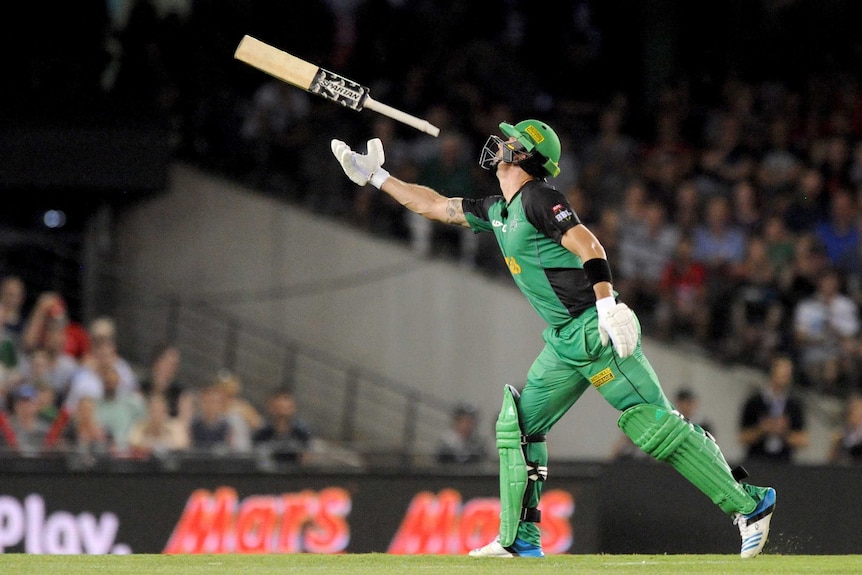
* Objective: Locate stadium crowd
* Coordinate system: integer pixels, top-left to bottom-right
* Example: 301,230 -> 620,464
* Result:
0,288 -> 314,466
2,1 -> 862,464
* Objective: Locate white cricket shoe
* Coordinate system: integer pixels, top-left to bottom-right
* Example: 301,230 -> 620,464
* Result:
468,536 -> 544,558
734,487 -> 776,558
468,537 -> 515,558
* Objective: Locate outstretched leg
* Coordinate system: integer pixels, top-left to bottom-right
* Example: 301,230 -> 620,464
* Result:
595,345 -> 776,558
618,404 -> 775,558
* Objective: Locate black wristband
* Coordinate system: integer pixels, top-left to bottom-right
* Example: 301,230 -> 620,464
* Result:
583,258 -> 613,286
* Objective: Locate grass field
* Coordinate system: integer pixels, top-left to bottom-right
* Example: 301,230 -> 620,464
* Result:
1,553 -> 860,575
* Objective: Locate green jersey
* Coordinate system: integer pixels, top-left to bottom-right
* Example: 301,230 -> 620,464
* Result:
462,181 -> 596,328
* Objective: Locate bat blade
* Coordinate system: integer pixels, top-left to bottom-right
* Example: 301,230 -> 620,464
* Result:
234,35 -> 439,137
234,35 -> 319,91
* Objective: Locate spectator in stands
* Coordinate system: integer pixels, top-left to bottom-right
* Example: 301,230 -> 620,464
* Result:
62,396 -> 113,458
86,317 -> 135,389
815,187 -> 859,275
655,234 -> 710,343
792,267 -> 860,394
761,214 -> 797,285
726,234 -> 785,367
17,317 -> 79,403
579,101 -> 639,214
617,179 -> 648,228
692,194 -> 749,343
782,167 -> 828,234
756,115 -> 802,201
818,134 -> 854,197
778,233 -> 830,314
252,387 -> 311,464
640,107 -> 695,207
139,342 -> 192,423
21,292 -> 90,361
436,403 -> 490,464
615,198 -> 679,326
738,354 -> 809,463
214,369 -> 262,453
730,179 -> 764,235
2,384 -> 50,456
21,292 -> 63,354
827,392 -> 862,465
669,179 -> 702,235
0,275 -> 26,352
695,110 -> 754,199
64,324 -> 137,413
189,384 -> 233,453
33,381 -> 58,425
127,393 -> 190,459
0,329 -> 18,374
95,362 -> 146,455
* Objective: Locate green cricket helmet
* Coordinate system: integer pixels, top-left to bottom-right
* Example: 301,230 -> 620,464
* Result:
478,119 -> 561,178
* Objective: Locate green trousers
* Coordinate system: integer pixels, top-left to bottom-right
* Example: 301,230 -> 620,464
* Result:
514,307 -> 673,545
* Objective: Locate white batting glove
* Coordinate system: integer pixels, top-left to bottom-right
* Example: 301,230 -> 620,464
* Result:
596,296 -> 638,358
330,138 -> 389,188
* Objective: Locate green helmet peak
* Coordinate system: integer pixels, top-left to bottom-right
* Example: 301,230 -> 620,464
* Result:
499,119 -> 561,178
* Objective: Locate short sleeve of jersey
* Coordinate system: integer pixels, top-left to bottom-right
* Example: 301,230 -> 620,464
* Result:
462,196 -> 504,232
521,184 -> 581,242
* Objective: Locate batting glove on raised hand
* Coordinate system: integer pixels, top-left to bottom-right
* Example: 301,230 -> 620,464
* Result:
330,138 -> 389,187
596,296 -> 638,358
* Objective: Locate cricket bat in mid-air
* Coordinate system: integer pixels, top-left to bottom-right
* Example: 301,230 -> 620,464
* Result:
234,35 -> 440,137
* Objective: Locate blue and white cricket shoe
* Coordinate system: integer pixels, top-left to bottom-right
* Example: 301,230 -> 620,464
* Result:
734,487 -> 776,558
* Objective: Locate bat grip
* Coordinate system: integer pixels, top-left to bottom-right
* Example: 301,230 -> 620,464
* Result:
363,97 -> 440,137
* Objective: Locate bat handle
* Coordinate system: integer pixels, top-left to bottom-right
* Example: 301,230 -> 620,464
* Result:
363,97 -> 440,137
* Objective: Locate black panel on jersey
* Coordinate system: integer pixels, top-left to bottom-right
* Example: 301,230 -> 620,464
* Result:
462,195 -> 504,221
545,267 -> 595,318
520,182 -> 581,243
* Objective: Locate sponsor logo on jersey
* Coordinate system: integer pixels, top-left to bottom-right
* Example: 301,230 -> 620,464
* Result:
552,203 -> 573,223
589,368 -> 614,388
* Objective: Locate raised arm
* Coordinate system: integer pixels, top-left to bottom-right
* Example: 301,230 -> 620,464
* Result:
379,176 -> 469,227
331,138 -> 470,228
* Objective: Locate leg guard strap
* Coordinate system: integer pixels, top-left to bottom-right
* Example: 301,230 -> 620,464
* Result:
520,459 -> 546,523
523,433 -> 546,443
526,460 -> 547,482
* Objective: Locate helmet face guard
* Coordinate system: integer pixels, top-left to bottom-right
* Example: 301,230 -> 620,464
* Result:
478,135 -> 528,172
